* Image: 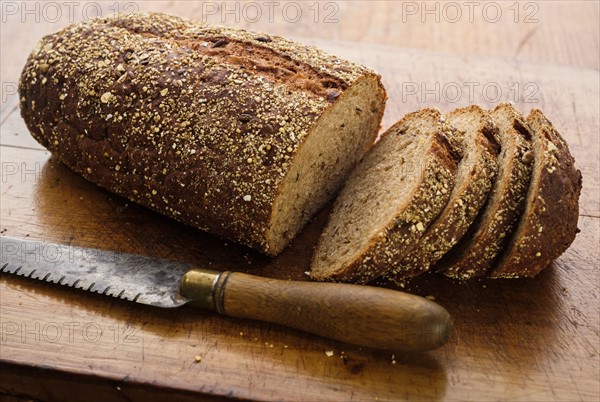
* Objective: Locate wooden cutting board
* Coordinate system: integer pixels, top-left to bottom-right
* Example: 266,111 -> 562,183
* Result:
1,38 -> 598,401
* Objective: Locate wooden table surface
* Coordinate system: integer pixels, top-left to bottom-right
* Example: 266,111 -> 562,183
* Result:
1,1 -> 598,401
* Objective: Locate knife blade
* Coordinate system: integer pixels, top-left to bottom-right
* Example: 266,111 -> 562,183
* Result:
0,236 -> 452,352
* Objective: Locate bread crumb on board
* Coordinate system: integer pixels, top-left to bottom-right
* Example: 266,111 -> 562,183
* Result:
194,355 -> 202,363
325,350 -> 334,357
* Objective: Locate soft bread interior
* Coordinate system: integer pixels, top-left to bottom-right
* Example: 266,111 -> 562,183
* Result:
311,117 -> 437,277
446,110 -> 482,185
265,75 -> 385,254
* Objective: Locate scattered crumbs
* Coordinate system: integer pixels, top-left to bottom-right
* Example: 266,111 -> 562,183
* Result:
304,271 -> 310,276
253,337 -> 258,341
116,386 -> 121,391
239,332 -> 244,336
243,195 -> 252,202
325,350 -> 334,357
0,228 -> 6,234
391,354 -> 396,364
482,284 -> 487,289
425,295 -> 435,301
194,355 -> 202,363
283,345 -> 288,348
264,342 -> 274,348
535,251 -> 542,257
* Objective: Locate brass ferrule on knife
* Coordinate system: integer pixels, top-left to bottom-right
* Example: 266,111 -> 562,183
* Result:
180,269 -> 231,314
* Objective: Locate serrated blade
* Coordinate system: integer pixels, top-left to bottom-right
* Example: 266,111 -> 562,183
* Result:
0,236 -> 194,308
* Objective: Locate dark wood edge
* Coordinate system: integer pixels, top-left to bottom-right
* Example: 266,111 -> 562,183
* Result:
0,361 -> 246,402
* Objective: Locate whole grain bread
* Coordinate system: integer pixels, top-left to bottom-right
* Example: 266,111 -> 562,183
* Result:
489,109 -> 582,278
386,105 -> 500,283
310,109 -> 459,283
19,12 -> 386,256
437,103 -> 533,279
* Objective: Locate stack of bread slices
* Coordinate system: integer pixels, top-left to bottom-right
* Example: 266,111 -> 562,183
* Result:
311,104 -> 582,283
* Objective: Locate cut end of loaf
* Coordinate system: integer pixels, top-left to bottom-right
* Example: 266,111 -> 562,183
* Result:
264,75 -> 386,255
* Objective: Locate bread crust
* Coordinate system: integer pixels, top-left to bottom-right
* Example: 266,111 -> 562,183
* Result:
311,109 -> 460,283
490,109 -> 582,278
386,106 -> 500,283
18,12 -> 384,255
437,103 -> 533,279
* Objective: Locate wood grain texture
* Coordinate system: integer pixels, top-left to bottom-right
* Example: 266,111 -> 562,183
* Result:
1,3 -> 599,401
1,1 -> 598,122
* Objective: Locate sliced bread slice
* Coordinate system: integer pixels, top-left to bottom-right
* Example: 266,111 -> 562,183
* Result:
436,103 -> 534,279
310,109 -> 459,283
386,105 -> 500,283
489,109 -> 582,278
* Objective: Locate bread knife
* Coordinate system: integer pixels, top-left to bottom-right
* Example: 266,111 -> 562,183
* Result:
0,236 -> 451,352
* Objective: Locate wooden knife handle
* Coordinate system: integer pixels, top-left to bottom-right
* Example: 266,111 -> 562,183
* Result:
180,269 -> 451,352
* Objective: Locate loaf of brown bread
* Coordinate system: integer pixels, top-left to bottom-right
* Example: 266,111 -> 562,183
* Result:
19,12 -> 386,255
310,109 -> 460,283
